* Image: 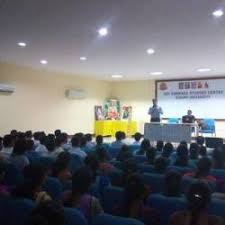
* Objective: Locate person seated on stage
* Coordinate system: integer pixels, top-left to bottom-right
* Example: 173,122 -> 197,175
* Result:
146,147 -> 156,165
117,145 -> 133,162
196,136 -> 205,147
134,139 -> 151,156
182,110 -> 195,124
164,171 -> 182,197
132,132 -> 142,146
154,156 -> 168,174
184,157 -> 216,182
69,136 -> 87,159
169,182 -> 225,225
199,146 -> 207,158
156,140 -> 164,152
212,145 -> 225,170
111,131 -> 124,149
174,144 -> 189,167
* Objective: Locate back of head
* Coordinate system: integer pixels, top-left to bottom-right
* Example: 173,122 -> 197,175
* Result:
146,147 -> 156,164
84,154 -> 99,180
115,131 -> 123,141
189,143 -> 199,160
28,200 -> 64,225
54,129 -> 61,138
122,158 -> 138,176
96,135 -> 103,145
186,182 -> 211,225
13,139 -> 27,155
196,136 -> 205,146
26,140 -> 34,152
199,146 -> 207,157
3,134 -> 14,148
72,167 -> 92,195
141,139 -> 151,151
156,140 -> 164,152
25,130 -> 33,140
60,133 -> 68,144
180,141 -> 188,148
165,171 -> 181,197
85,133 -> 92,142
121,132 -> 126,140
134,132 -> 142,142
195,157 -> 212,178
56,152 -> 71,165
176,144 -> 189,165
71,136 -> 80,147
162,142 -> 174,158
33,132 -> 40,141
80,136 -> 87,148
154,156 -> 167,173
212,145 -> 225,169
44,137 -> 56,152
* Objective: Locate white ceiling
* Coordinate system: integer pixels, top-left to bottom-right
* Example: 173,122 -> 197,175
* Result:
1,0 -> 225,80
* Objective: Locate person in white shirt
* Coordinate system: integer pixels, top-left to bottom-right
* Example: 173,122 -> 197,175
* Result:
1,135 -> 14,160
132,132 -> 142,146
69,136 -> 87,159
111,131 -> 124,149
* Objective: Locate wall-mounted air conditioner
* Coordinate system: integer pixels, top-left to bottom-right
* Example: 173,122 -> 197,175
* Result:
65,89 -> 86,99
0,84 -> 15,93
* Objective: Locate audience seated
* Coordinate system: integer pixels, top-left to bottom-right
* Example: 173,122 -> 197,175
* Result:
189,143 -> 199,167
60,132 -> 70,151
174,144 -> 189,167
69,136 -> 87,159
111,131 -> 124,149
133,132 -> 142,146
156,141 -> 164,152
28,200 -> 65,225
35,133 -> 48,156
169,182 -> 225,225
184,157 -> 216,182
0,161 -> 10,196
196,136 -> 205,147
63,167 -> 103,223
117,145 -> 132,162
164,171 -> 182,197
85,134 -> 96,149
135,139 -> 151,155
54,137 -> 65,157
162,142 -> 174,159
154,157 -> 167,174
1,134 -> 14,160
96,135 -> 104,147
54,129 -> 62,138
10,139 -> 30,171
25,130 -> 33,141
113,174 -> 161,225
199,146 -> 207,158
12,164 -> 51,204
212,145 -> 225,169
146,147 -> 156,165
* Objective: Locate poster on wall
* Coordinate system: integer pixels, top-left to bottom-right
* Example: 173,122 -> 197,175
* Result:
104,99 -> 120,120
122,106 -> 132,120
94,106 -> 105,120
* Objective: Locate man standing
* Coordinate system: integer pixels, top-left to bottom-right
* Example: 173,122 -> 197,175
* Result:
182,110 -> 195,124
148,99 -> 163,122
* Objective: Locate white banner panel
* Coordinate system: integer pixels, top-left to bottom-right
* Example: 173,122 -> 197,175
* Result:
157,78 -> 225,119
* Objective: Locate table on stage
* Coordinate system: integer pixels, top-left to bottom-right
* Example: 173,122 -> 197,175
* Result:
94,120 -> 137,136
144,122 -> 199,143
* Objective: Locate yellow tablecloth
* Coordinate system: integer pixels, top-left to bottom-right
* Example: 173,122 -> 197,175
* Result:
94,120 -> 137,136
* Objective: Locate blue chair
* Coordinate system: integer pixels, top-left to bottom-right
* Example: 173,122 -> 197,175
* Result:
199,119 -> 216,136
134,155 -> 147,164
108,147 -> 122,159
94,213 -> 144,225
42,177 -> 63,200
167,166 -> 193,175
4,163 -> 24,186
64,207 -> 88,225
102,186 -> 124,213
147,194 -> 186,225
138,164 -> 155,173
168,118 -> 180,124
142,173 -> 165,193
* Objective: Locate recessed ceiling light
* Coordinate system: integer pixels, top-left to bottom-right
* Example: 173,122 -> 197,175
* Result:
98,27 -> 108,36
197,68 -> 211,72
17,42 -> 27,47
80,57 -> 87,61
147,48 -> 155,55
111,74 -> 123,79
213,9 -> 224,17
151,72 -> 163,75
40,60 -> 48,65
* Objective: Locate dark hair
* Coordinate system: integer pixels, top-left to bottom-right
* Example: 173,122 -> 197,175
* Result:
121,132 -> 126,140
10,129 -> 18,136
212,146 -> 225,169
3,135 -> 14,148
117,145 -> 132,162
115,131 -> 123,141
44,137 -> 56,152
39,133 -> 46,145
26,140 -> 34,152
33,132 -> 40,141
84,154 -> 99,181
25,131 -> 33,139
72,167 -> 92,195
186,182 -> 211,225
60,133 -> 68,144
162,143 -> 174,158
156,140 -> 164,152
189,143 -> 199,160
52,161 -> 69,179
96,146 -> 108,162
124,174 -> 145,216
96,135 -> 103,146
54,130 -> 61,138
146,147 -> 156,165
180,141 -> 188,148
80,136 -> 87,148
175,144 -> 189,167
122,159 -> 138,177
28,200 -> 64,225
12,139 -> 27,155
195,157 -> 212,179
196,136 -> 205,146
154,156 -> 167,173
56,152 -> 71,164
134,132 -> 142,142
85,134 -> 92,142
199,146 -> 207,157
165,171 -> 181,197
71,136 -> 80,147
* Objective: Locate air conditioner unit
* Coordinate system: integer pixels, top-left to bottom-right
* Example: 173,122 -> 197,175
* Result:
65,89 -> 86,99
0,84 -> 15,93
